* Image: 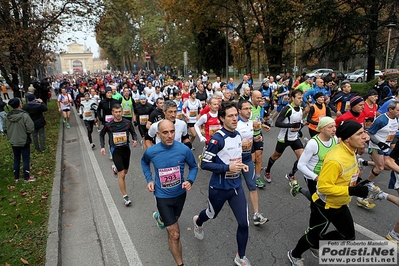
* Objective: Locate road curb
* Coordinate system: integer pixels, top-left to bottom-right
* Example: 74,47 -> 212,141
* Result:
45,116 -> 64,266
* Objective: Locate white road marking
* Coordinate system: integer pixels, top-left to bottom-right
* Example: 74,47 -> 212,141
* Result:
76,113 -> 143,266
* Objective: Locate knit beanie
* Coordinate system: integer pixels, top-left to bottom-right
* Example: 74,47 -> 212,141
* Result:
336,120 -> 362,140
350,96 -> 364,108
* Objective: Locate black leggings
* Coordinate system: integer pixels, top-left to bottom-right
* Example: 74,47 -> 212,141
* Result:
292,200 -> 355,258
84,120 -> 94,143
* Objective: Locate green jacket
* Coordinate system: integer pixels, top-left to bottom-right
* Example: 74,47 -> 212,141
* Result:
4,109 -> 34,147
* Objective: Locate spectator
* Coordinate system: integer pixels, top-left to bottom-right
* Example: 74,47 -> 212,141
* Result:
1,82 -> 10,100
23,94 -> 48,152
4,98 -> 35,183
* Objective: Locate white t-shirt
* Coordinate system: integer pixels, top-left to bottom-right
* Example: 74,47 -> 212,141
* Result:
183,99 -> 201,123
148,119 -> 188,143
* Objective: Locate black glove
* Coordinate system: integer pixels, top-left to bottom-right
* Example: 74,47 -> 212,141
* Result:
79,114 -> 83,119
291,122 -> 302,129
348,185 -> 368,198
377,142 -> 390,150
133,121 -> 138,127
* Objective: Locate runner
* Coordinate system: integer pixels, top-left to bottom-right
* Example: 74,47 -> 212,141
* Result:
99,104 -> 138,206
250,90 -> 269,188
193,101 -> 252,266
357,101 -> 399,209
182,89 -> 202,147
237,100 -> 269,225
145,100 -> 190,148
141,119 -> 198,266
293,117 -> 337,199
79,92 -> 98,149
288,120 -> 370,266
133,95 -> 155,150
57,87 -> 73,129
264,89 -> 304,185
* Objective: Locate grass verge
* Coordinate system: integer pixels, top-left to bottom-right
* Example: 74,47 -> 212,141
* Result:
0,100 -> 60,265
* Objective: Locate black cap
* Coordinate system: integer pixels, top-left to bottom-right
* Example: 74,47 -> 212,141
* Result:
8,98 -> 20,108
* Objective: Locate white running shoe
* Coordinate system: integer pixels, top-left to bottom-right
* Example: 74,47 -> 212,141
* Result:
193,215 -> 204,240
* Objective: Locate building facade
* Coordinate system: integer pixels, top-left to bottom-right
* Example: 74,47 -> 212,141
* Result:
57,43 -> 107,74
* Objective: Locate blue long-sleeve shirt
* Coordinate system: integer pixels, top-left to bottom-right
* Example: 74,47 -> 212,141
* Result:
141,140 -> 198,198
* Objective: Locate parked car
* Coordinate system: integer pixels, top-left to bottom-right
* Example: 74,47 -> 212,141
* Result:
346,70 -> 383,83
381,69 -> 399,75
307,68 -> 333,78
345,69 -> 365,78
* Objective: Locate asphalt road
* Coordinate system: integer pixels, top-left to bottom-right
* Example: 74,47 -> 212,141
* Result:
55,104 -> 399,266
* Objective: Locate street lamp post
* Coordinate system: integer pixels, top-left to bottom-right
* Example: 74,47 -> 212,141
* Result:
385,23 -> 396,70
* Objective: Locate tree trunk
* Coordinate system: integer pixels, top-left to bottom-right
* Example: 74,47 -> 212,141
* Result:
366,2 -> 378,82
266,36 -> 284,77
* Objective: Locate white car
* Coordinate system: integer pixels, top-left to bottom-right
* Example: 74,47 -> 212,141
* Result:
307,68 -> 333,78
346,70 -> 383,82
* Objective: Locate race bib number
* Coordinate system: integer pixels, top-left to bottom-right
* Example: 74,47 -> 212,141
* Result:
113,132 -> 127,146
123,108 -> 131,115
253,120 -> 262,131
209,125 -> 221,137
344,101 -> 350,112
386,133 -> 395,143
189,110 -> 198,117
84,110 -> 93,117
158,166 -> 181,188
349,173 -> 359,187
139,115 -> 149,125
105,115 -> 114,122
177,112 -> 183,120
225,158 -> 241,179
242,138 -> 253,153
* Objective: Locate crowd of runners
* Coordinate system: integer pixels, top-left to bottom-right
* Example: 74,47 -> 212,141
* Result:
52,70 -> 399,266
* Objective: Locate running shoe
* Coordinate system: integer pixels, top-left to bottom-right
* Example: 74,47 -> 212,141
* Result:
191,147 -> 195,151
91,143 -> 95,149
193,215 -> 204,240
66,124 -> 70,129
386,230 -> 399,246
63,118 -> 66,123
285,173 -> 295,183
234,253 -> 251,266
264,171 -> 271,183
24,176 -> 36,183
357,157 -> 366,170
356,198 -> 376,209
253,212 -> 269,225
287,250 -> 304,266
197,154 -> 203,170
140,139 -> 144,150
309,247 -> 319,258
111,164 -> 118,178
367,184 -> 384,201
290,180 -> 301,197
123,195 -> 132,206
153,212 -> 165,230
14,179 -> 19,183
256,178 -> 265,188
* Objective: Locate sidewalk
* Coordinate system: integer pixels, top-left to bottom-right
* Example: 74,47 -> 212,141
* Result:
45,108 -> 119,266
